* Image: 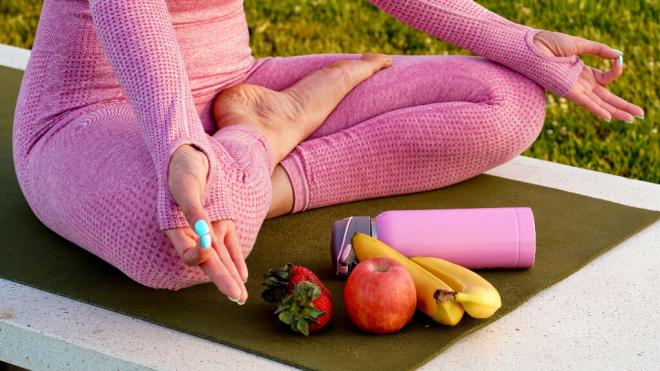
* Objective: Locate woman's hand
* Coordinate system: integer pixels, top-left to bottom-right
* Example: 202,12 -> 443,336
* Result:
532,30 -> 645,122
164,144 -> 248,304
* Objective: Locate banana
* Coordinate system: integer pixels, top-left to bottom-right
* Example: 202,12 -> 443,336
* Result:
409,256 -> 501,318
351,233 -> 464,326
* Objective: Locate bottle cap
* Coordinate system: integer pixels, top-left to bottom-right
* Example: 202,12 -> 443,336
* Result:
514,207 -> 536,268
330,216 -> 371,277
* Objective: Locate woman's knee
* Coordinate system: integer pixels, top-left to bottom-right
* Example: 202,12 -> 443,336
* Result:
482,63 -> 547,157
87,185 -> 210,291
117,231 -> 211,291
420,56 -> 545,157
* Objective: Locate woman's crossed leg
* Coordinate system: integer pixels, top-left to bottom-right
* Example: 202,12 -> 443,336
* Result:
226,53 -> 547,217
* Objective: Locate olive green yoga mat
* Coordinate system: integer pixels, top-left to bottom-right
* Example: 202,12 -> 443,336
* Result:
1,64 -> 659,370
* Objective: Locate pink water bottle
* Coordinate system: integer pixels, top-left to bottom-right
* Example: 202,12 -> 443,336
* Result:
330,207 -> 536,276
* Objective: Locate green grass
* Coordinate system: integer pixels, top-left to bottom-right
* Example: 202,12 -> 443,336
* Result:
2,0 -> 658,183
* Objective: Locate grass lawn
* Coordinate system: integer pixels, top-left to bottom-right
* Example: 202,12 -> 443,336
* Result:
2,0 -> 657,183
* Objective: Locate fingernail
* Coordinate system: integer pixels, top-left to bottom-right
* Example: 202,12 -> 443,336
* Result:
194,219 -> 210,236
612,48 -> 623,66
623,119 -> 634,124
194,219 -> 212,249
634,114 -> 645,120
238,298 -> 246,305
603,118 -> 611,123
200,234 -> 212,249
243,277 -> 248,283
227,295 -> 240,303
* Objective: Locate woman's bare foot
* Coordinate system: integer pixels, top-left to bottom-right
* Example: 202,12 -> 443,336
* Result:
212,52 -> 393,164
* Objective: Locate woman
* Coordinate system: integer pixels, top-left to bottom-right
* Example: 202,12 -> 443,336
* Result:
12,0 -> 644,305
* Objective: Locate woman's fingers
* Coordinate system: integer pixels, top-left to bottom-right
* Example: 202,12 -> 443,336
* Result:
590,62 -> 623,87
198,246 -> 243,301
181,202 -> 246,302
573,35 -> 621,59
223,222 -> 248,283
211,221 -> 248,304
583,65 -> 640,122
185,211 -> 244,301
165,221 -> 244,301
547,32 -> 646,122
567,83 -> 612,121
592,84 -> 645,118
180,204 -> 216,265
165,223 -> 209,267
164,227 -> 197,262
583,88 -> 631,122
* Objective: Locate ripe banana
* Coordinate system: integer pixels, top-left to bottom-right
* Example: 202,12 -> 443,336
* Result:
351,232 -> 464,326
409,256 -> 501,318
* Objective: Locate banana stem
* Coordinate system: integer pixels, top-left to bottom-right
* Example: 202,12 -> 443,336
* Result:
433,289 -> 457,304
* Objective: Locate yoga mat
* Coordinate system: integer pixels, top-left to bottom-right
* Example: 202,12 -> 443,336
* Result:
1,64 -> 658,371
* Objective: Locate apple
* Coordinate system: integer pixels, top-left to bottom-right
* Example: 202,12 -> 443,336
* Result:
344,256 -> 417,334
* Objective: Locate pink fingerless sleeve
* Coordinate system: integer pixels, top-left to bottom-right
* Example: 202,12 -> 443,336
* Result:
89,0 -> 227,231
368,0 -> 584,97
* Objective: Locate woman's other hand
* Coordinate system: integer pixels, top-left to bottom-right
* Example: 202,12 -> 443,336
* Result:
164,144 -> 248,304
532,30 -> 645,122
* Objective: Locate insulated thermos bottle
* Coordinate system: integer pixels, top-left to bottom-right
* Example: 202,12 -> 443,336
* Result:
330,207 -> 536,276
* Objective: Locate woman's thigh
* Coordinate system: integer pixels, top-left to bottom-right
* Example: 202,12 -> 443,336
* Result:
241,53 -> 544,140
26,103 -> 209,290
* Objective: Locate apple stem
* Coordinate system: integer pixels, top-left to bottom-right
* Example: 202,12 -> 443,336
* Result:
433,289 -> 457,304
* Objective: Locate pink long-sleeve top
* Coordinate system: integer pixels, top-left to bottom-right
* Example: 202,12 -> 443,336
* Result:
13,0 -> 583,232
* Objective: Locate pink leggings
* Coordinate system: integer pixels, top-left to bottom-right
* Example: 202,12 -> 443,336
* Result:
27,53 -> 545,290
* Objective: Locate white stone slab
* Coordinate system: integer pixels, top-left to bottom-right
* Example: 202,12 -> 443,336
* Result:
0,44 -> 30,71
1,44 -> 658,370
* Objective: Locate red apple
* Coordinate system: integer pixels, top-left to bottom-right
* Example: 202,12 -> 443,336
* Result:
344,257 -> 417,334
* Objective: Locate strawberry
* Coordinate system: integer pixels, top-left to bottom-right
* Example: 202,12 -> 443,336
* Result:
261,263 -> 333,336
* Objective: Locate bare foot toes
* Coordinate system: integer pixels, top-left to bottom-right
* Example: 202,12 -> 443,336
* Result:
359,52 -> 394,70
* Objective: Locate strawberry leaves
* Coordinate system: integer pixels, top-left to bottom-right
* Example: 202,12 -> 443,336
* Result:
261,263 -> 292,303
274,281 -> 326,336
262,263 -> 333,336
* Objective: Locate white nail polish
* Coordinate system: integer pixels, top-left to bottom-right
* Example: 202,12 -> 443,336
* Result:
227,295 -> 240,303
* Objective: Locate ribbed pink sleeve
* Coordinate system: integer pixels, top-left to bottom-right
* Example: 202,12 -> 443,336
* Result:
88,0 -> 225,231
368,0 -> 584,97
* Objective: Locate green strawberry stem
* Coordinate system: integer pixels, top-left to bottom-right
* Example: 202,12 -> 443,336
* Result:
273,281 -> 326,336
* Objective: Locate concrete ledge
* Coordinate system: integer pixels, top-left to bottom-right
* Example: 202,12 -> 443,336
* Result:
0,44 -> 30,71
2,44 -> 658,370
